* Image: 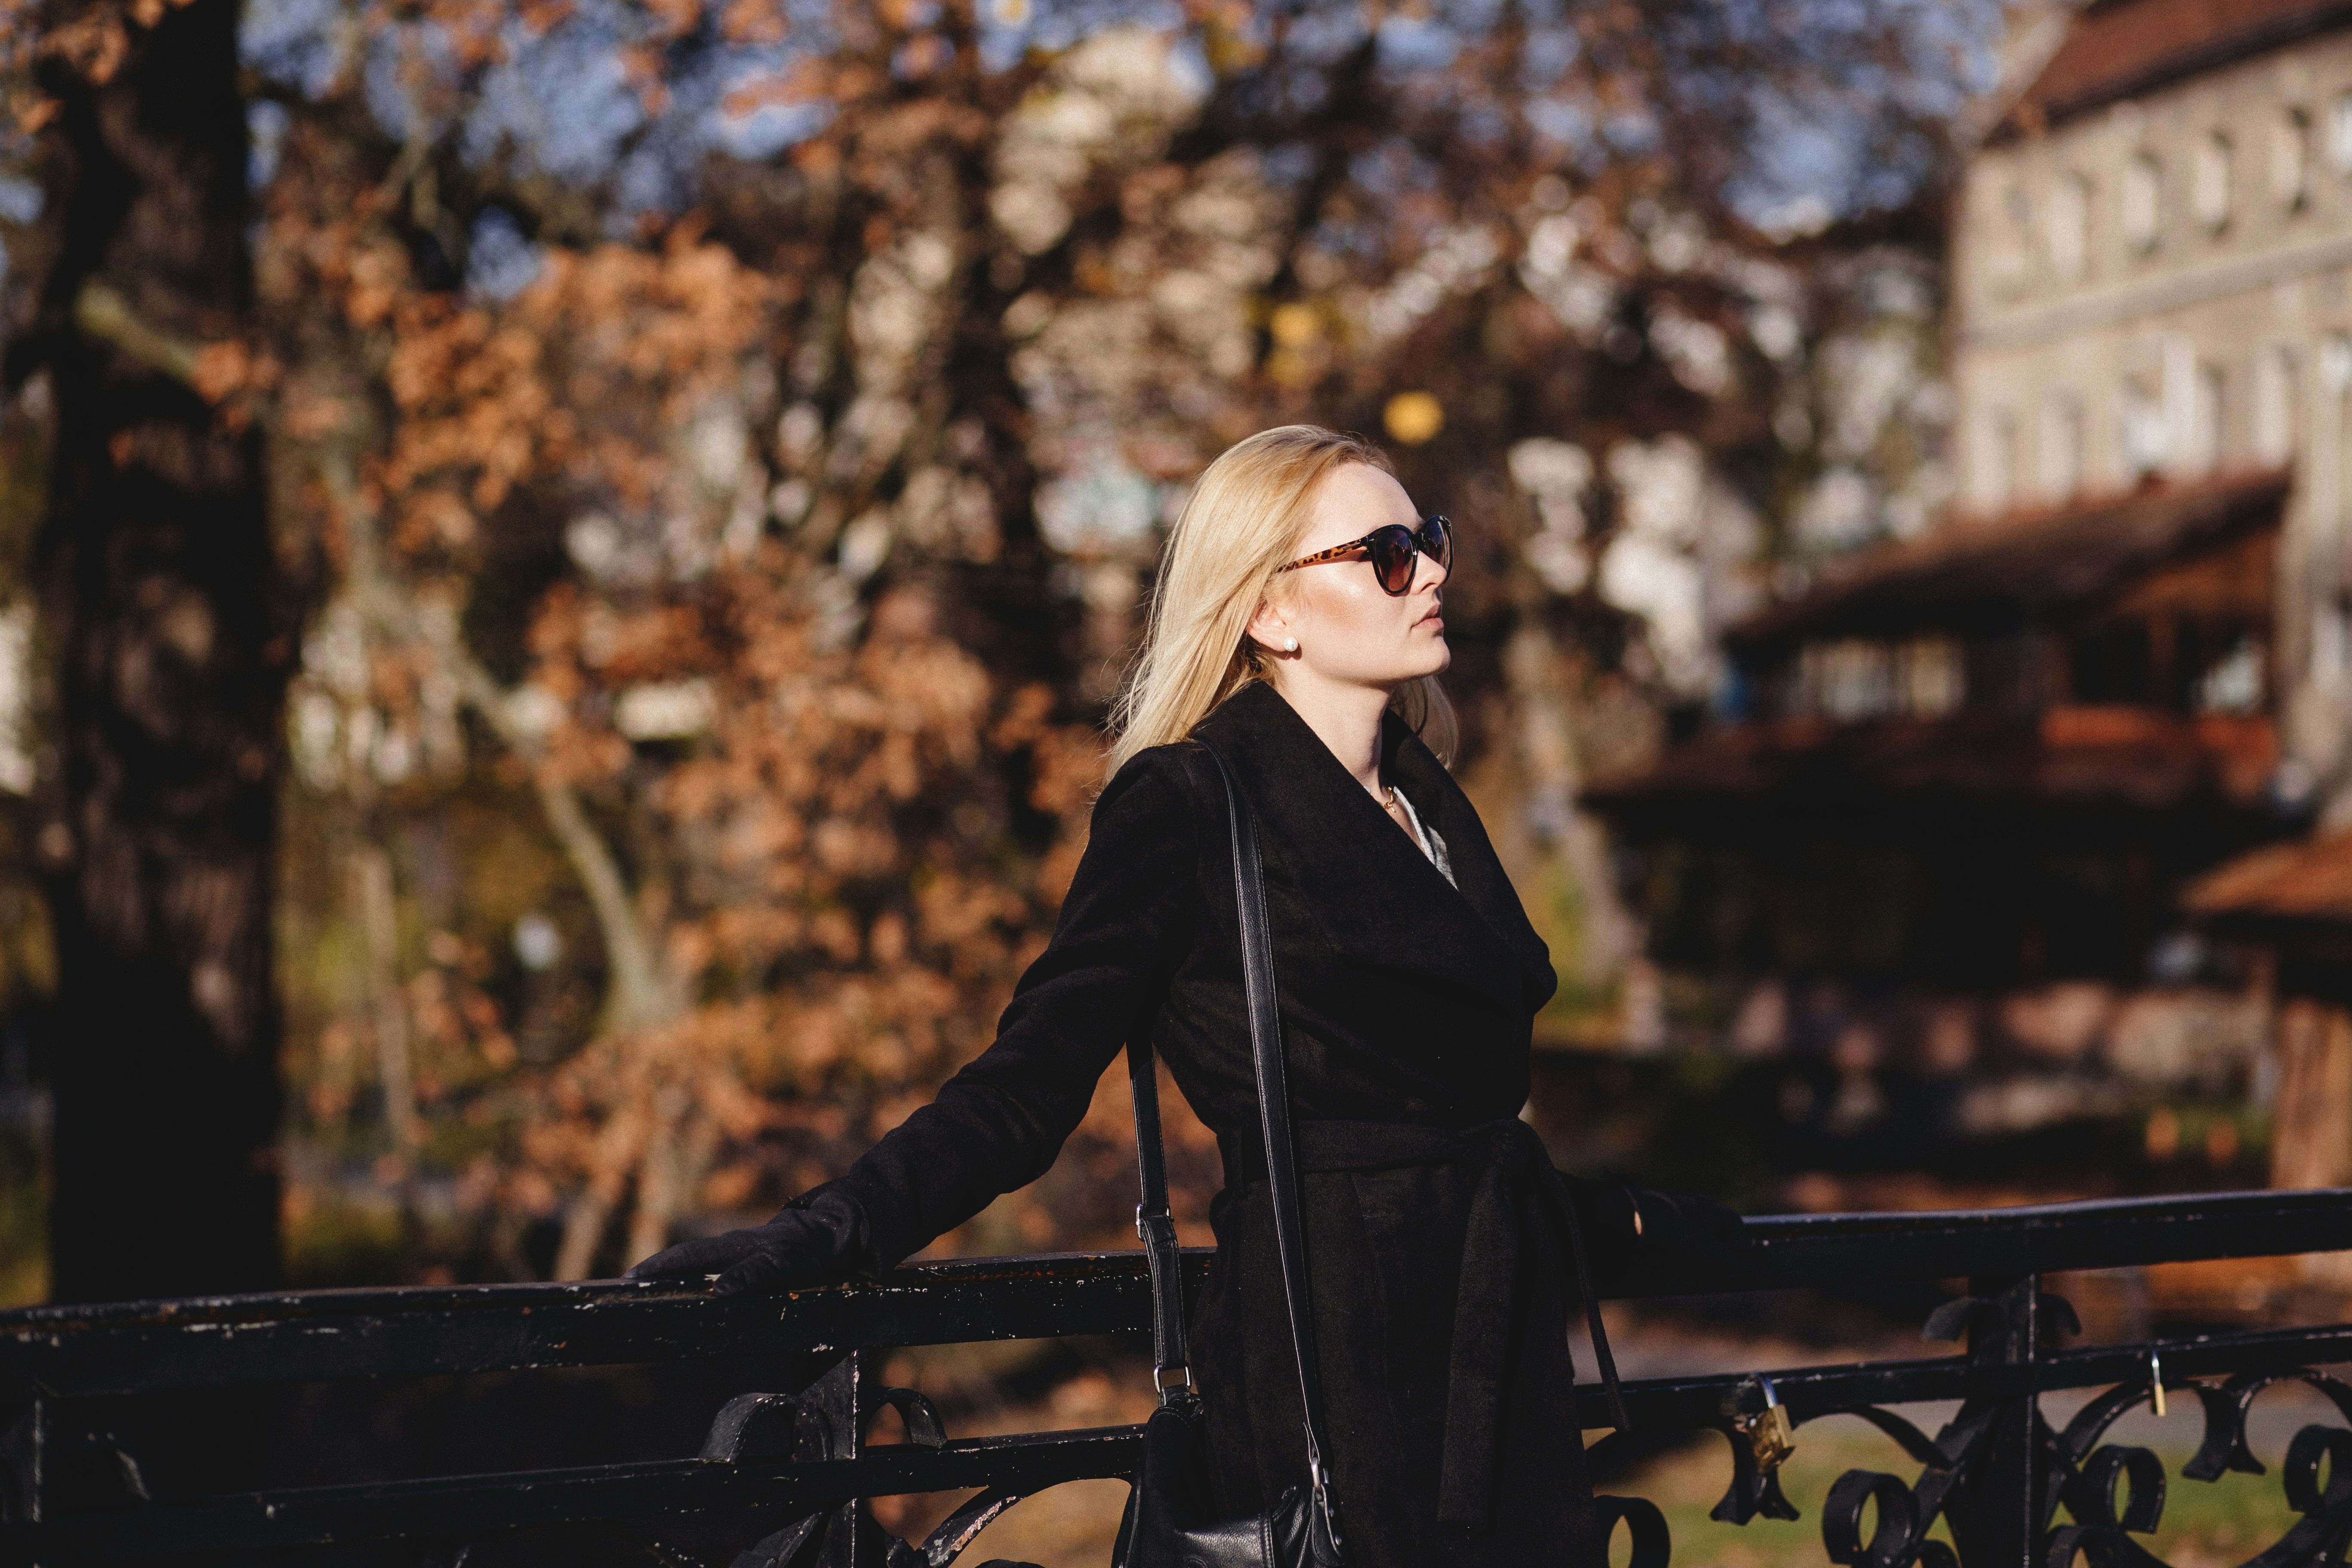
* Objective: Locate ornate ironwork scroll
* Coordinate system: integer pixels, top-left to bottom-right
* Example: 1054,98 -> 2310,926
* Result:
1601,1276 -> 2352,1568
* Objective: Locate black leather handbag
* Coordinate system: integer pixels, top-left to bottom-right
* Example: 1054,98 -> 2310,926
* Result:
1112,742 -> 1347,1568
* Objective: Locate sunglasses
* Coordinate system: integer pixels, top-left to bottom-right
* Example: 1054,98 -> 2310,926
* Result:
1275,514 -> 1452,597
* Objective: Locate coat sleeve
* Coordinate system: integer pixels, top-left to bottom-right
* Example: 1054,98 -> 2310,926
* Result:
833,747 -> 1199,1267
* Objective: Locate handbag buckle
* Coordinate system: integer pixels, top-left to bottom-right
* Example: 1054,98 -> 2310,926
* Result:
1154,1364 -> 1194,1396
1307,1454 -> 1337,1510
1307,1458 -> 1347,1559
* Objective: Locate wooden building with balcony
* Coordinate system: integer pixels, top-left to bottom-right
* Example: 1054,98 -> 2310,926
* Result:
1588,469 -> 2304,991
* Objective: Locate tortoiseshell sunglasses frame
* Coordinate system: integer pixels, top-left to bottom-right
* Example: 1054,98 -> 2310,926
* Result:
1274,514 -> 1452,596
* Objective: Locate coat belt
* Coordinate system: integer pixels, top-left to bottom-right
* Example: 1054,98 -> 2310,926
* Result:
1214,1116 -> 1626,1532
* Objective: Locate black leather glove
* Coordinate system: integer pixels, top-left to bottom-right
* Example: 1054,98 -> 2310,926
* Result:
624,1180 -> 876,1295
1629,1184 -> 1755,1290
1559,1172 -> 1756,1294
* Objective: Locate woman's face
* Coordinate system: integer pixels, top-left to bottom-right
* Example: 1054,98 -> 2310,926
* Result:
1252,462 -> 1450,692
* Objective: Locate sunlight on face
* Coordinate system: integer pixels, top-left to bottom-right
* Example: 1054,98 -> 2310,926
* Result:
1262,463 -> 1449,695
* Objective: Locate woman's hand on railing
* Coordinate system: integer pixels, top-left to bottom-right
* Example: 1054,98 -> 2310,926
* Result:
624,1182 -> 875,1295
1559,1172 -> 1758,1295
1625,1186 -> 1758,1292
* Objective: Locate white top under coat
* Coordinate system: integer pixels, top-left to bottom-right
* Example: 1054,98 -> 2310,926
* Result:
1390,786 -> 1455,888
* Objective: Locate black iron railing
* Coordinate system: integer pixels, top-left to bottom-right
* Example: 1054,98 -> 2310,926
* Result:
1,1188 -> 2351,1565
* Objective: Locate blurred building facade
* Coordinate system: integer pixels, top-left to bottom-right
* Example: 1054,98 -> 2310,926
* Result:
1965,0 -> 2352,1196
1587,0 -> 2352,1189
1957,0 -> 2352,801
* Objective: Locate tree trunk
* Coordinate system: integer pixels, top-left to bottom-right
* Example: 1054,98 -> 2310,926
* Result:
31,0 -> 286,1301
352,842 -> 419,1223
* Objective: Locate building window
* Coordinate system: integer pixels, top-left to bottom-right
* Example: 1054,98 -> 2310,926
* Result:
2040,389 -> 2083,499
2122,152 -> 2162,253
2047,172 -> 2089,282
2255,346 -> 2297,463
1804,640 -> 1894,721
2189,362 -> 2223,473
1798,638 -> 1966,722
2275,109 -> 2312,210
2331,92 -> 2352,173
2322,332 -> 2352,395
2005,180 -> 2033,235
2120,379 -> 2165,480
2323,338 -> 2352,517
1979,169 -> 2037,298
2193,132 -> 2233,232
2315,593 -> 2352,685
1901,639 -> 1966,718
2197,637 -> 2264,714
1979,407 -> 2020,509
2161,336 -> 2221,475
1997,179 -> 2036,295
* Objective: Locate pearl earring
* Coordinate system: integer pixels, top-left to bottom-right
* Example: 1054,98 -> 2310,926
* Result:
1282,636 -> 1298,653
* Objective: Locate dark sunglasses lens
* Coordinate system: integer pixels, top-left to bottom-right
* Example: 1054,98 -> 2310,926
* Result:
1368,526 -> 1418,594
1421,515 -> 1452,570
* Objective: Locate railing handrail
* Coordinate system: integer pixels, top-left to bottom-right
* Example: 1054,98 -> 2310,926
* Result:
2,1186 -> 2348,1399
16,1316 -> 2352,1560
8,1186 -> 2352,1566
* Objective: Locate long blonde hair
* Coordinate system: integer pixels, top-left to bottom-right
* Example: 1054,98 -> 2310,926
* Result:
1107,424 -> 1458,775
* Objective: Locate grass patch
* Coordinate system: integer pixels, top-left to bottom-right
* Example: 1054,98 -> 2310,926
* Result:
1603,1414 -> 2304,1568
284,1194 -> 411,1288
0,1118 -> 44,1306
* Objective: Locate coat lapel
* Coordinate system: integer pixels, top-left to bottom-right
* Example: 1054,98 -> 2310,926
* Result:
1384,717 -> 1559,1001
1192,682 -> 1556,1013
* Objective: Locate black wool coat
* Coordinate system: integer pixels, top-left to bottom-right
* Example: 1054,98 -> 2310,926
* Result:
836,680 -> 1607,1568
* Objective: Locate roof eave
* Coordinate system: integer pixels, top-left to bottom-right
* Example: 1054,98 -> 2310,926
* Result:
1726,470 -> 2291,659
1989,0 -> 2352,144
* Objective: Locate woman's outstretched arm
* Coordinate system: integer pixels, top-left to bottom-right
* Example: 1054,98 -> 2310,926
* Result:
629,749 -> 1198,1291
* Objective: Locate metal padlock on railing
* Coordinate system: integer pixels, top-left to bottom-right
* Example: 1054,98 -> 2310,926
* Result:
1737,1375 -> 1796,1477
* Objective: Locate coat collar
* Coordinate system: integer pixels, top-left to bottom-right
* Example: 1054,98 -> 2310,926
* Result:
1191,681 -> 1556,1011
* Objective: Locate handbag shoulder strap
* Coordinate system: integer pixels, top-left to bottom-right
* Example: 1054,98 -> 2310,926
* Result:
1197,739 -> 1342,1525
1128,1034 -> 1191,1405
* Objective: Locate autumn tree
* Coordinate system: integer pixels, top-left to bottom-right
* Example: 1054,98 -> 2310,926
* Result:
0,0 -> 1997,1290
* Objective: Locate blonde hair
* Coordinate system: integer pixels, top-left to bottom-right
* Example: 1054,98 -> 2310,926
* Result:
1107,424 -> 1458,775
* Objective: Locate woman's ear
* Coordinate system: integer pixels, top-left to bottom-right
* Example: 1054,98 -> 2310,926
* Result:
1245,597 -> 1295,657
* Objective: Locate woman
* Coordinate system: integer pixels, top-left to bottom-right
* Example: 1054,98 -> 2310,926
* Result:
631,425 -> 1739,1567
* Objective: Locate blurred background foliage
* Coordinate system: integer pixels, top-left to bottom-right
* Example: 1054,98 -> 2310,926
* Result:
0,0 -> 2024,1300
